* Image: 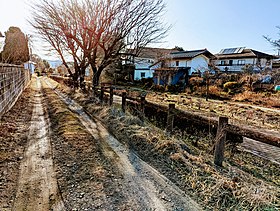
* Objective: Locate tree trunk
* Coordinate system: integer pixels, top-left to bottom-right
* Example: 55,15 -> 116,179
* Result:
72,71 -> 79,89
80,67 -> 86,90
91,64 -> 102,87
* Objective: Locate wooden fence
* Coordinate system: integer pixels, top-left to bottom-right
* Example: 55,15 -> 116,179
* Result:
94,84 -> 280,166
49,75 -> 280,166
0,63 -> 30,116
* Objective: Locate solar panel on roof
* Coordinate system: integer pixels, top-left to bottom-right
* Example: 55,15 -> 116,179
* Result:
222,48 -> 237,54
219,47 -> 245,54
236,47 -> 245,53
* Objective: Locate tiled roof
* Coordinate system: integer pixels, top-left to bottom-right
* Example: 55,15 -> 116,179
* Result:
215,48 -> 275,59
127,47 -> 179,59
170,49 -> 215,59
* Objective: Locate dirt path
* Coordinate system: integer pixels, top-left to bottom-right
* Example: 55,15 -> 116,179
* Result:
44,77 -> 201,210
13,77 -> 65,211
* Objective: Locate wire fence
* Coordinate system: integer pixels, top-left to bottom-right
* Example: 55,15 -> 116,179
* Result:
0,63 -> 30,117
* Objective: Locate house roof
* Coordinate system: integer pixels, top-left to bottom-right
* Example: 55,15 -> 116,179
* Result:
127,47 -> 179,59
170,49 -> 216,59
215,48 -> 275,59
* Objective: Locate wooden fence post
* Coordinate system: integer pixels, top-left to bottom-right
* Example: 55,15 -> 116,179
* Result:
166,103 -> 175,132
122,92 -> 127,112
140,96 -> 146,121
109,86 -> 114,106
205,71 -> 209,101
214,116 -> 229,166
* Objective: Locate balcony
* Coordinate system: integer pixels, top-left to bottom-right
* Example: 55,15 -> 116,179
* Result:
216,63 -> 246,66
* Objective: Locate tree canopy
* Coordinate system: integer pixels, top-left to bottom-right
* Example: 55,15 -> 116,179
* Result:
1,27 -> 29,64
31,0 -> 168,88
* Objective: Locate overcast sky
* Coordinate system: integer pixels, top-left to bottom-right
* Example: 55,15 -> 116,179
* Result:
1,0 -> 280,59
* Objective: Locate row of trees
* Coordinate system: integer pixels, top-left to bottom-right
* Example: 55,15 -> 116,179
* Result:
0,27 -> 30,64
30,0 -> 168,88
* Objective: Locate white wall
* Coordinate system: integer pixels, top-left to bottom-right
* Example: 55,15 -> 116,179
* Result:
134,57 -> 155,80
215,58 -> 273,72
189,55 -> 209,73
170,60 -> 188,68
158,55 -> 209,74
134,69 -> 154,80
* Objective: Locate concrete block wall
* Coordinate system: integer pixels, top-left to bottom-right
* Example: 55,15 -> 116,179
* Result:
0,63 -> 30,116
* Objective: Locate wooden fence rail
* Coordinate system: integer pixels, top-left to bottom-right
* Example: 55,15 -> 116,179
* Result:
94,85 -> 280,146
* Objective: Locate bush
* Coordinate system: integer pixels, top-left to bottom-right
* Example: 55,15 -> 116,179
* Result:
223,81 -> 238,93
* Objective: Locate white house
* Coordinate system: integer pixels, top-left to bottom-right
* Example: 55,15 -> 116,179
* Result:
214,47 -> 275,72
151,49 -> 215,86
126,47 -> 178,81
167,49 -> 215,74
24,61 -> 36,74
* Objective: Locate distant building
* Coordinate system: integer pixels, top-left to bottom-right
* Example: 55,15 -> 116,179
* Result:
24,61 -> 36,74
214,47 -> 275,72
151,49 -> 215,86
125,47 -> 178,80
48,60 -> 63,69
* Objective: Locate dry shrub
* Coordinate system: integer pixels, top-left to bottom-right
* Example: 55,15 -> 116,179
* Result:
234,91 -> 280,107
233,91 -> 258,102
209,85 -> 222,98
266,98 -> 280,108
223,81 -> 238,93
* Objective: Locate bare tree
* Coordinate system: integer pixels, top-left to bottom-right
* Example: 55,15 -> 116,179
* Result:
264,27 -> 280,53
30,0 -> 168,88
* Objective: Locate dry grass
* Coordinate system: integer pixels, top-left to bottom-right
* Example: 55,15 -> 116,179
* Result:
47,77 -> 280,211
233,91 -> 280,108
91,106 -> 280,210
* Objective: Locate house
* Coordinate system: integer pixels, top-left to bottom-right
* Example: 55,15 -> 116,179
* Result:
151,49 -> 215,86
24,61 -> 36,74
125,47 -> 178,81
214,47 -> 275,72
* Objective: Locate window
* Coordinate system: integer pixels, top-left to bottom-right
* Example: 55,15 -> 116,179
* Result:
229,60 -> 233,66
237,60 -> 245,65
176,61 -> 179,66
221,60 -> 226,65
140,72 -> 146,78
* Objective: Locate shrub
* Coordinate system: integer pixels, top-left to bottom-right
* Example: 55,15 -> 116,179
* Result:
223,81 -> 238,93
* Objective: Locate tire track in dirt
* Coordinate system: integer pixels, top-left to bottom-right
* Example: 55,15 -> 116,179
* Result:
44,77 -> 202,210
13,77 -> 65,211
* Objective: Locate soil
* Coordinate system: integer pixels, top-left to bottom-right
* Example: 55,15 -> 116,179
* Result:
42,77 -> 201,210
12,77 -> 65,210
0,79 -> 34,210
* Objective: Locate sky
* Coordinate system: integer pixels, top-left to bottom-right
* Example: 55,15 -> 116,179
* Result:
1,0 -> 280,59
